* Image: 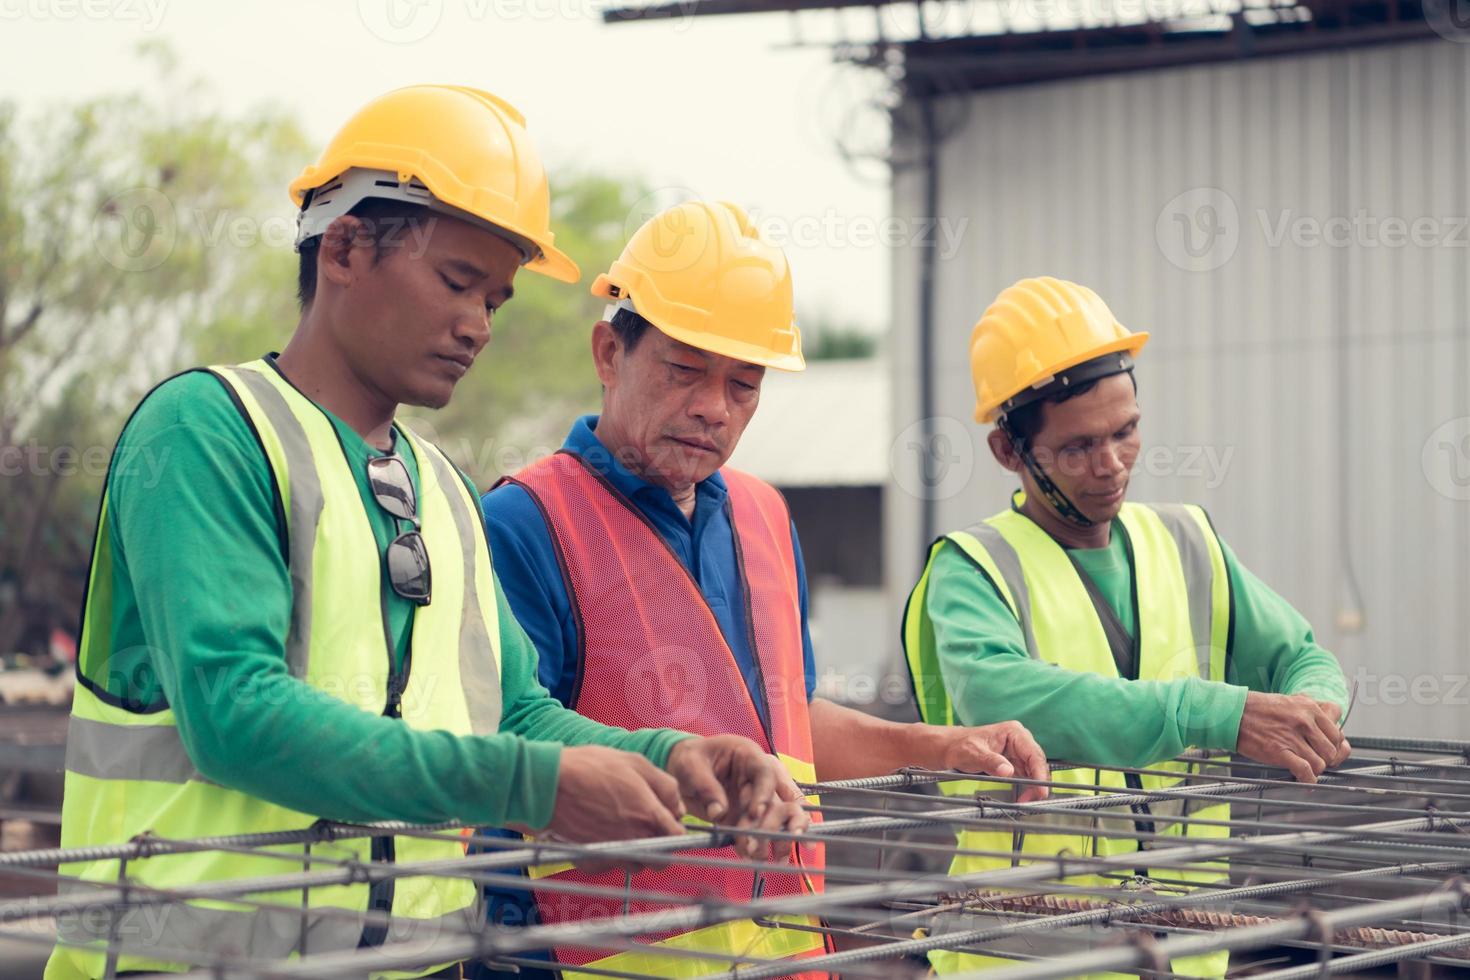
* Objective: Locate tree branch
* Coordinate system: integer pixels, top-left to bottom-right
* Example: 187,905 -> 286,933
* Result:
3,300 -> 44,349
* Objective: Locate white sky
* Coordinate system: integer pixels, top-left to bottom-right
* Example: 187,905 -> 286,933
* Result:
0,0 -> 895,332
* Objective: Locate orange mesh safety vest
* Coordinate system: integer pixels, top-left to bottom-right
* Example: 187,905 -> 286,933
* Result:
500,450 -> 829,979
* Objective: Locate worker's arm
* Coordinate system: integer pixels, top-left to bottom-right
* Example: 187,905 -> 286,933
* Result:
928,539 -> 1247,769
808,698 -> 1048,800
930,535 -> 1349,780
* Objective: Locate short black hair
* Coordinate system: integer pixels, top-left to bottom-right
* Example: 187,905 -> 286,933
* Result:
296,198 -> 435,310
1002,371 -> 1138,445
608,305 -> 654,353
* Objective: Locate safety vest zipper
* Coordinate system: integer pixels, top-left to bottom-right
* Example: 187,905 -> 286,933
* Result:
361,521 -> 410,949
1115,524 -> 1156,875
360,672 -> 406,948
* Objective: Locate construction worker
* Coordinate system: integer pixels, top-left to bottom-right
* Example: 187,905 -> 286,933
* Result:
46,89 -> 805,980
902,275 -> 1353,976
480,200 -> 1052,980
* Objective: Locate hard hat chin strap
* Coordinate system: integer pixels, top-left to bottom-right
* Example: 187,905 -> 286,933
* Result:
997,416 -> 1097,530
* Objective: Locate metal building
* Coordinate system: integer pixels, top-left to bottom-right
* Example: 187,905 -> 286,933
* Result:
608,0 -> 1470,740
882,27 -> 1470,741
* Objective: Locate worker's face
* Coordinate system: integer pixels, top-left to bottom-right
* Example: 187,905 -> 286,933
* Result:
592,320 -> 766,492
995,373 -> 1142,525
324,213 -> 520,410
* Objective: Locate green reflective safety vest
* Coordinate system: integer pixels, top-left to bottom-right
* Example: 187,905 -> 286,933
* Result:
46,359 -> 504,979
903,499 -> 1233,979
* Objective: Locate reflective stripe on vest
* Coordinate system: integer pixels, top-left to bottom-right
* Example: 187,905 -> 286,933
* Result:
502,453 -> 829,977
901,500 -> 1232,978
49,359 -> 502,979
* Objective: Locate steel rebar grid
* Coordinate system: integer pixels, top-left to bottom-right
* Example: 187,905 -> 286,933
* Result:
676,752 -> 1470,980
4,749 -> 1458,879
12,742 -> 1467,978
19,750 -> 1468,930
154,808 -> 1470,977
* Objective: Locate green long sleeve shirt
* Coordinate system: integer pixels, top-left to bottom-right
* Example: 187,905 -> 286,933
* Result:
92,369 -> 690,831
926,517 -> 1349,768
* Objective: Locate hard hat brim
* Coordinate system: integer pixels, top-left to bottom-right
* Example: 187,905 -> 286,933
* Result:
593,277 -> 806,372
290,167 -> 581,284
525,242 -> 580,283
657,319 -> 807,372
977,331 -> 1149,423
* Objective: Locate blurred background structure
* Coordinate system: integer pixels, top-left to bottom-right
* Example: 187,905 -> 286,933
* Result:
872,0 -> 1470,743
623,0 -> 1470,738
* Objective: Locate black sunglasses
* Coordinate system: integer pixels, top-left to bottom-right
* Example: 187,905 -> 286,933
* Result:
366,454 -> 432,606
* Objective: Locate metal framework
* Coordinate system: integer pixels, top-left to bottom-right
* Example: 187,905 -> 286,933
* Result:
601,0 -> 1451,93
7,734 -> 1470,978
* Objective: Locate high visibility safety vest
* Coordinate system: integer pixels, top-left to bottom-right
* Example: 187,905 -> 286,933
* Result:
47,359 -> 504,980
902,499 -> 1234,979
500,451 -> 830,980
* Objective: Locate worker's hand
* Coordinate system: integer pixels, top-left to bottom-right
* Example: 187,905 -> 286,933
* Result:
1235,692 -> 1352,783
543,745 -> 687,866
664,735 -> 810,860
937,720 -> 1051,803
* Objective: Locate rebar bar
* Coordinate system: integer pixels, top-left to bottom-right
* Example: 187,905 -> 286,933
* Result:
942,891 -> 1470,959
946,878 -> 1470,980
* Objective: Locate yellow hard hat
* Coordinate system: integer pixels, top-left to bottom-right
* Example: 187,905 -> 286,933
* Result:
970,276 -> 1148,423
592,201 -> 804,372
289,84 -> 579,283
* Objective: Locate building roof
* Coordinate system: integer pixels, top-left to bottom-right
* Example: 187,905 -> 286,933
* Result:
727,358 -> 888,488
605,0 -> 1445,91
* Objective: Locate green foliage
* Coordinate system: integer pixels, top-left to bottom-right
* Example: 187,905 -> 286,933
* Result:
0,46 -> 308,655
802,321 -> 878,361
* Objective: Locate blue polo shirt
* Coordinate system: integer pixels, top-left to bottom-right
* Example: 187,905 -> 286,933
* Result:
480,414 -> 818,721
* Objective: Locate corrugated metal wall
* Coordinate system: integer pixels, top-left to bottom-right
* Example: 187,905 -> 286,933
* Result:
886,39 -> 1470,739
